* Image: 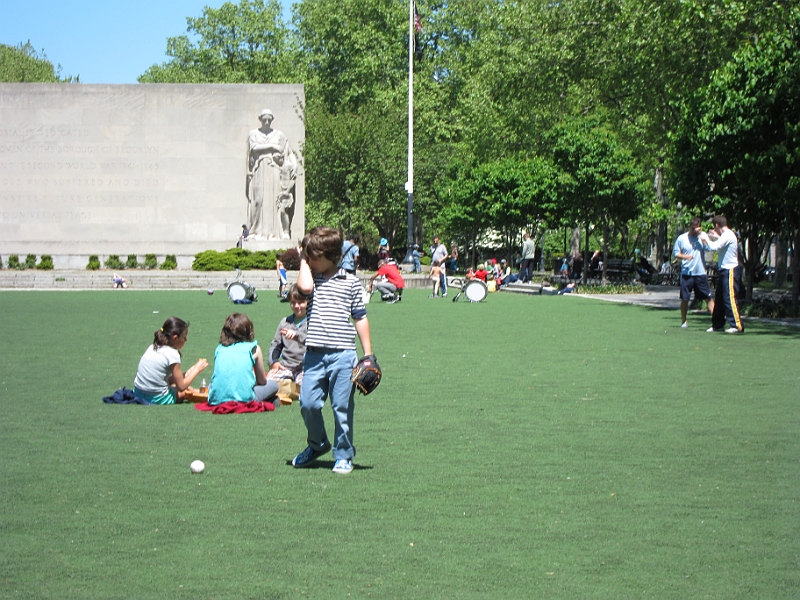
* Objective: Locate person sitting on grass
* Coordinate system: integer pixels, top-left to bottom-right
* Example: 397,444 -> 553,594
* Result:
429,260 -> 443,297
267,285 -> 308,386
133,317 -> 208,404
208,313 -> 278,406
558,281 -> 578,294
368,258 -> 405,303
496,259 -> 511,287
473,263 -> 489,282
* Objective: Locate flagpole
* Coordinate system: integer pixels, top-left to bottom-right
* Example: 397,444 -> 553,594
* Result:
402,0 -> 415,267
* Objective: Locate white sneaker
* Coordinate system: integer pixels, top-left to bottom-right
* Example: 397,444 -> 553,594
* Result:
332,459 -> 353,475
706,327 -> 718,332
725,327 -> 741,334
681,322 -> 688,329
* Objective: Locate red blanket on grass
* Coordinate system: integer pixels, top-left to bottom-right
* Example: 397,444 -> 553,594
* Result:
194,400 -> 274,414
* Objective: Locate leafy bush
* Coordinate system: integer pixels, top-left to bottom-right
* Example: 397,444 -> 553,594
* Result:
105,255 -> 124,269
8,254 -> 21,270
126,254 -> 139,269
743,295 -> 800,319
247,251 -> 277,270
25,254 -> 37,269
420,256 -> 431,266
144,254 -> 158,269
192,248 -> 279,271
36,255 -> 53,270
562,282 -> 645,295
279,247 -> 300,270
160,254 -> 178,270
86,255 -> 101,270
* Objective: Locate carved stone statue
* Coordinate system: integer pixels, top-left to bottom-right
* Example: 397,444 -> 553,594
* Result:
246,109 -> 297,240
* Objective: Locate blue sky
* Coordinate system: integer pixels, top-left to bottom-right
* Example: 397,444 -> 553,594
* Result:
1,0 -> 293,84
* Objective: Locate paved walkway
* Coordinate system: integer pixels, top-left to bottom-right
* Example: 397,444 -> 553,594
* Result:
571,285 -> 800,328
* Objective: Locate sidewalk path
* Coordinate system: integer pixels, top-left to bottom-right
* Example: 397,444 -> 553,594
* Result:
571,285 -> 800,328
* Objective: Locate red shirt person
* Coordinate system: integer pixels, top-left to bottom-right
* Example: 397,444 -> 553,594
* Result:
368,259 -> 405,303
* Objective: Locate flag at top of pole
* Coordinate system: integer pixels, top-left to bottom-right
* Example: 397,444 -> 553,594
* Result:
414,4 -> 424,61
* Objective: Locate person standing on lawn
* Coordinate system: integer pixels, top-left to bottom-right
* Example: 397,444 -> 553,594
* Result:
673,217 -> 714,328
339,233 -> 360,275
520,232 -> 536,283
430,235 -> 449,297
700,215 -> 744,333
291,226 -> 373,474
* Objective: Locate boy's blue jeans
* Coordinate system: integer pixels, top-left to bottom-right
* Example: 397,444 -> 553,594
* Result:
299,348 -> 358,460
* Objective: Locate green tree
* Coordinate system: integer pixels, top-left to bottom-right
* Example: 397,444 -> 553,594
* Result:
303,99 -> 408,250
550,114 -> 648,282
0,41 -> 78,82
294,0 -> 408,112
672,6 -> 800,304
139,0 -> 298,84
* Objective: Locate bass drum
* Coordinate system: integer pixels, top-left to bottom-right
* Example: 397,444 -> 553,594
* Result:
464,279 -> 488,302
227,281 -> 257,302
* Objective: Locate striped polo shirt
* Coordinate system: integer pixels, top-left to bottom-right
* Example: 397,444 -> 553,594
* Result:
306,268 -> 367,350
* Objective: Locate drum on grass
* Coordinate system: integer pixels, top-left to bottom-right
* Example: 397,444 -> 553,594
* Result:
227,281 -> 256,302
464,279 -> 488,302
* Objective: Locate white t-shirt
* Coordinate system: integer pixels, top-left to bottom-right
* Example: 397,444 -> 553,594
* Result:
134,345 -> 181,395
704,229 -> 739,270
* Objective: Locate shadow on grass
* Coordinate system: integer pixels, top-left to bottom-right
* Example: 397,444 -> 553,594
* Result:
283,459 -> 373,471
611,302 -> 800,338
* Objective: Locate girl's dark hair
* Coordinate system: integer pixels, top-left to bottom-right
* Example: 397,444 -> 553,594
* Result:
219,313 -> 255,346
153,316 -> 189,350
302,226 -> 343,264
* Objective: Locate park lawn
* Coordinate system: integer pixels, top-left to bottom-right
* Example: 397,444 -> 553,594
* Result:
0,289 -> 798,600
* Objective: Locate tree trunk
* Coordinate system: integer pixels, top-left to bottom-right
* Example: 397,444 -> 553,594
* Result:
570,227 -> 581,258
775,234 -> 788,288
793,229 -> 799,311
584,223 -> 590,282
601,221 -> 610,285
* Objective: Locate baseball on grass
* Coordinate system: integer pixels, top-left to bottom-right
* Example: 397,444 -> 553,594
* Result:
207,289 -> 214,295
190,460 -> 205,474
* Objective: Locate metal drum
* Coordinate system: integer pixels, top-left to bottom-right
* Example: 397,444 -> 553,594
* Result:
227,281 -> 256,302
463,279 -> 488,302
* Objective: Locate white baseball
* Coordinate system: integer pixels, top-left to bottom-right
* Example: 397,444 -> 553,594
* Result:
190,460 -> 205,474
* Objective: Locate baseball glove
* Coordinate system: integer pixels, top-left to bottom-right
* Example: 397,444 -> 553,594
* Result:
351,354 -> 382,395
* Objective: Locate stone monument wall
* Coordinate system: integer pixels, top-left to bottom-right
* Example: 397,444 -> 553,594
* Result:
0,84 -> 305,264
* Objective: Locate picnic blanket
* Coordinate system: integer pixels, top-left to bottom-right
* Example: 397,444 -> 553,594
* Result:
194,400 -> 274,414
102,387 -> 153,405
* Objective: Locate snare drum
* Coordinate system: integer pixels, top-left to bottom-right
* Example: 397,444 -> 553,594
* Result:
463,279 -> 488,302
227,281 -> 257,302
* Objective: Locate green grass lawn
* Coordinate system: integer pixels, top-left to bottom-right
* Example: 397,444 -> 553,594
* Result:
1,289 -> 798,599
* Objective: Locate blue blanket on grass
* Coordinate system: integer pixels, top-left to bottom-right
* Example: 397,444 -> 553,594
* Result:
102,387 -> 153,405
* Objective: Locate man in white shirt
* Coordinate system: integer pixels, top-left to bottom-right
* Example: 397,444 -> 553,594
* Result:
700,215 -> 744,333
673,217 -> 714,328
520,232 -> 536,283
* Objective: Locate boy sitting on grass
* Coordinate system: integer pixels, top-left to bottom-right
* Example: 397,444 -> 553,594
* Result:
291,227 -> 373,475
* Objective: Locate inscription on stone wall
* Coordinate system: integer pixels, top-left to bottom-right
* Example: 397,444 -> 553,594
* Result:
0,83 -> 304,256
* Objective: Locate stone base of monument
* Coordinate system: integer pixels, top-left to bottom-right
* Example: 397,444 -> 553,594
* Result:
242,240 -> 298,252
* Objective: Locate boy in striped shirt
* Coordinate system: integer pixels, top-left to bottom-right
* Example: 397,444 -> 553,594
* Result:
291,227 -> 373,475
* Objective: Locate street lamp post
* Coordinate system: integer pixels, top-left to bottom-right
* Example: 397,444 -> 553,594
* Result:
401,0 -> 415,267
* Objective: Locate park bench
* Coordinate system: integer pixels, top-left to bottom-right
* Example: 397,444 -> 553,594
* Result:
585,258 -> 636,283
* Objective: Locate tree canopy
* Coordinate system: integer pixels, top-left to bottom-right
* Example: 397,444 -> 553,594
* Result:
136,0 -> 796,289
0,41 -> 78,83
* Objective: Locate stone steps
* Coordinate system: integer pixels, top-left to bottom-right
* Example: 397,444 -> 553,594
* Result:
0,270 -> 435,291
